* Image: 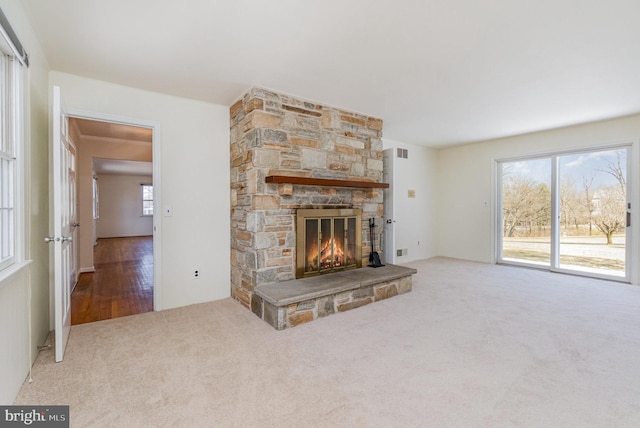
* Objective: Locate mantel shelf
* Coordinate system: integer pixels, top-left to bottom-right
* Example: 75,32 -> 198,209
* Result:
265,175 -> 389,189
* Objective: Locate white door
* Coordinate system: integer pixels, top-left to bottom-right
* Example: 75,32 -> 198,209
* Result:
51,85 -> 74,362
382,148 -> 395,264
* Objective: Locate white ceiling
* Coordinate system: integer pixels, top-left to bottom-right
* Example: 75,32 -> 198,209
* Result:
20,0 -> 640,147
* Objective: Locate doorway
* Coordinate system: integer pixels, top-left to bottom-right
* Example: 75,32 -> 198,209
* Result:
67,117 -> 156,324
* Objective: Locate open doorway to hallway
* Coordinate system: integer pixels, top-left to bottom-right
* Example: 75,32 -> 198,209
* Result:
68,117 -> 154,324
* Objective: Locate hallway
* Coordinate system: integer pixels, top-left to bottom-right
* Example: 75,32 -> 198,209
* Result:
71,236 -> 153,325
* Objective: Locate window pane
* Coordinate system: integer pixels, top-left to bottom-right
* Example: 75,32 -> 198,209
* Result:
143,186 -> 153,200
142,184 -> 153,215
501,158 -> 551,266
558,149 -> 626,276
0,55 -> 6,156
0,156 -> 14,264
142,201 -> 153,216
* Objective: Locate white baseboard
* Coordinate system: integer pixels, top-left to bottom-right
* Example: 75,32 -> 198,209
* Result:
79,267 -> 95,273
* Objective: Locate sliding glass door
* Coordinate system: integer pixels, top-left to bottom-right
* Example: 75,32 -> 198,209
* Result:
499,147 -> 630,280
501,157 -> 552,267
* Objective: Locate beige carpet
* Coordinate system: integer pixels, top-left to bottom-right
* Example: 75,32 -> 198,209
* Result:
16,258 -> 640,427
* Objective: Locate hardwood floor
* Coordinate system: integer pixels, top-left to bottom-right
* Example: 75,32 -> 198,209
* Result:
71,236 -> 153,325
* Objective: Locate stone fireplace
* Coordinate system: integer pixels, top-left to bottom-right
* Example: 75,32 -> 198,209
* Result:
230,87 -> 415,329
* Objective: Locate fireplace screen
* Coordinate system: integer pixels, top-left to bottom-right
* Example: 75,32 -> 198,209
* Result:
296,209 -> 362,278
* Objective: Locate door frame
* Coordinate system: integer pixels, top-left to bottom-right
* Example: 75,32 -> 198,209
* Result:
382,148 -> 395,264
65,108 -> 163,311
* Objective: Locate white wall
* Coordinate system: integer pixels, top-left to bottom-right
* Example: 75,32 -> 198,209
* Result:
0,1 -> 50,404
97,174 -> 153,238
437,114 -> 640,275
382,139 -> 439,263
50,71 -> 231,311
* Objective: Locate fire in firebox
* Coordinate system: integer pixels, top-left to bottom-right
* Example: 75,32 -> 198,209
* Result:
307,232 -> 348,272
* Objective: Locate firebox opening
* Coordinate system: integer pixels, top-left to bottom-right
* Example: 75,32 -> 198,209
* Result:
296,208 -> 362,278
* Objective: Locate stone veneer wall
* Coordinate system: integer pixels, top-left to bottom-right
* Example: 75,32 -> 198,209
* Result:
230,87 -> 384,309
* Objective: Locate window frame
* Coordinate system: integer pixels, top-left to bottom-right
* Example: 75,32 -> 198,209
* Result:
0,48 -> 26,277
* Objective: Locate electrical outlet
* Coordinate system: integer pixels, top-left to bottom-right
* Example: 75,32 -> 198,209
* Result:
194,270 -> 199,278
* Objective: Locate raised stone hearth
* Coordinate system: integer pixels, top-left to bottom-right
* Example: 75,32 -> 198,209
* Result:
230,87 -> 415,329
253,264 -> 416,330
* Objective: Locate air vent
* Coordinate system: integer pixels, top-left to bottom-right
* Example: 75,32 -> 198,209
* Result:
396,248 -> 408,257
396,148 -> 408,159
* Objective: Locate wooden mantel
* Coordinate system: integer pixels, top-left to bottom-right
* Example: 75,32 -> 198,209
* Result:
265,175 -> 389,189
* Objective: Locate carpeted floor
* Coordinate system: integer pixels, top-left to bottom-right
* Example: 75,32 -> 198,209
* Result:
15,258 -> 640,427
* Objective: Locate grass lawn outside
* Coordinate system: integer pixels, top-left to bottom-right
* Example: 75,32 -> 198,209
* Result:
502,234 -> 625,274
